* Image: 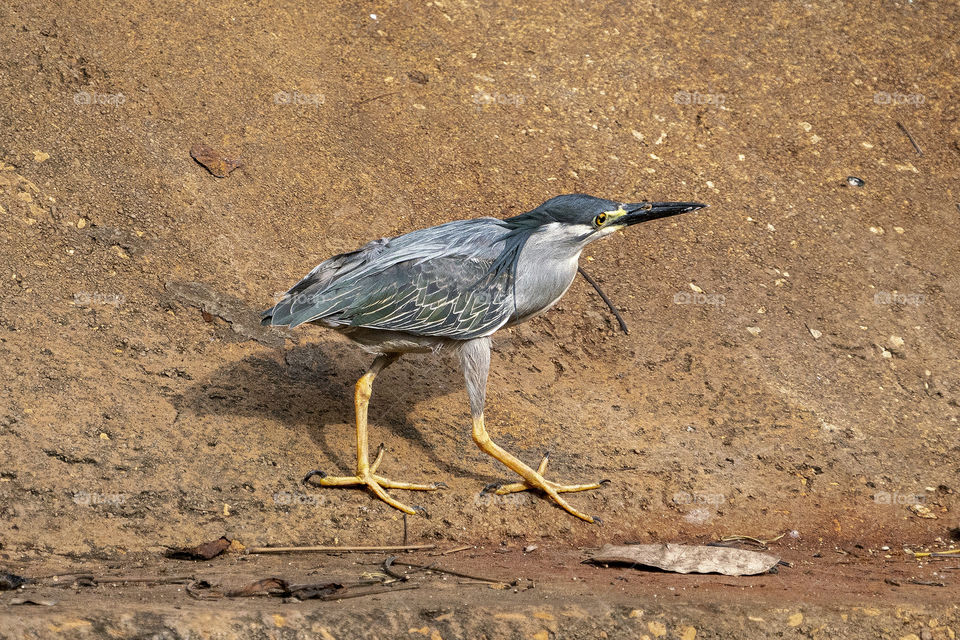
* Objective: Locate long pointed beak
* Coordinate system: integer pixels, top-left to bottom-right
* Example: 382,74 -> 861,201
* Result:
620,201 -> 708,226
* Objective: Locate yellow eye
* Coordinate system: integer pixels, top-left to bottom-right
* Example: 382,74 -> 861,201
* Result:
594,213 -> 607,226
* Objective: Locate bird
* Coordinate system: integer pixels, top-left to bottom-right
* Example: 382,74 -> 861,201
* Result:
261,194 -> 706,523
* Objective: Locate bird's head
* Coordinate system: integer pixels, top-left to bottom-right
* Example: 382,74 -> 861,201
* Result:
505,193 -> 707,247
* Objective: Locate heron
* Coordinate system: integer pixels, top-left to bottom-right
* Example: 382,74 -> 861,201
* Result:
261,194 -> 705,523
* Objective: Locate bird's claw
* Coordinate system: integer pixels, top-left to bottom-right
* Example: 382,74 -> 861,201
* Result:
599,478 -> 611,485
412,505 -> 428,517
432,482 -> 448,490
481,482 -> 502,494
591,516 -> 604,526
302,469 -> 327,483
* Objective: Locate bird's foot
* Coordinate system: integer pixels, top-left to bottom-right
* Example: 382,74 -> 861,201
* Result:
482,452 -> 608,524
302,444 -> 444,516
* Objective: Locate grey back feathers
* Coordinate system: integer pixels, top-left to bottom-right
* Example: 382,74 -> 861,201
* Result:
263,218 -> 527,339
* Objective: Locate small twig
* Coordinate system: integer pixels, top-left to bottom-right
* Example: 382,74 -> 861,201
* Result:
912,549 -> 960,558
246,544 -> 435,554
719,532 -> 787,547
432,544 -> 474,556
577,267 -> 629,334
907,578 -> 945,587
320,583 -> 420,601
392,560 -> 509,585
382,556 -> 436,581
896,121 -> 923,156
353,91 -> 400,109
403,513 -> 408,545
96,575 -> 196,585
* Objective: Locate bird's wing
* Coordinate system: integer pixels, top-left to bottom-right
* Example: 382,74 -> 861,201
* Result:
262,218 -> 519,339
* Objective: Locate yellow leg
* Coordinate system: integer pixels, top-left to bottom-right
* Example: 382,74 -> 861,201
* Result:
472,414 -> 605,524
303,354 -> 444,516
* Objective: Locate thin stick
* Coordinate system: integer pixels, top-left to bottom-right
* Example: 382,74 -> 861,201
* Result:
246,544 -> 435,554
95,576 -> 196,585
353,91 -> 400,109
896,121 -> 923,156
403,513 -> 408,545
392,560 -> 509,585
321,584 -> 421,601
433,544 -> 474,556
577,267 -> 629,334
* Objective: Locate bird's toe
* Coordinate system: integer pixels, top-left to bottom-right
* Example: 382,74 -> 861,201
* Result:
591,516 -> 604,526
412,505 -> 429,517
481,482 -> 502,494
302,469 -> 327,483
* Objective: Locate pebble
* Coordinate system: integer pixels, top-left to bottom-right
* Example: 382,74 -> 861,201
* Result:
846,176 -> 865,187
809,328 -> 823,339
747,327 -> 761,337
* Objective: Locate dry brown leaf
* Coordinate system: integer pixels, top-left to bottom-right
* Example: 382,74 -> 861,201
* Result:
588,543 -> 780,576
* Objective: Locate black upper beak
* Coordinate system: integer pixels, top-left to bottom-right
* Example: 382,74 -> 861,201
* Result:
621,201 -> 708,226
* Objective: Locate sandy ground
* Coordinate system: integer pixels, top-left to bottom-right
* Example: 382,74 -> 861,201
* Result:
1,0 -> 959,636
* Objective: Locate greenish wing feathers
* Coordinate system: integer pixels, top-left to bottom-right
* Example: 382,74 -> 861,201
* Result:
284,257 -> 514,339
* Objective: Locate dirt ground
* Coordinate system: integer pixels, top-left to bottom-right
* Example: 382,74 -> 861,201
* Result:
1,0 -> 959,637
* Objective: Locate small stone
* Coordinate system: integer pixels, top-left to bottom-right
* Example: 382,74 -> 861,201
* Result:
406,70 -> 428,84
33,150 -> 50,163
628,609 -> 644,619
809,328 -> 823,339
77,218 -> 87,229
689,282 -> 703,293
787,612 -> 803,627
910,504 -> 936,519
523,545 -> 538,553
890,335 -> 905,348
647,621 -> 666,637
747,327 -> 761,337
846,176 -> 865,187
